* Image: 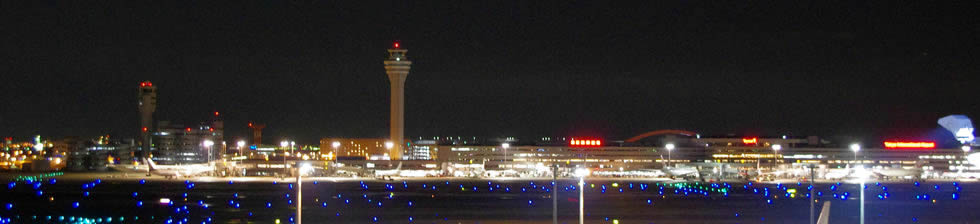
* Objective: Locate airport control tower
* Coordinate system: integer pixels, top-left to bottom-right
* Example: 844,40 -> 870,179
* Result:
137,81 -> 157,156
384,42 -> 411,160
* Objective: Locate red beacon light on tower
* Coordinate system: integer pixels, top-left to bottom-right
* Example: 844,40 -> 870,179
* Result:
570,138 -> 602,147
393,41 -> 400,49
139,81 -> 153,87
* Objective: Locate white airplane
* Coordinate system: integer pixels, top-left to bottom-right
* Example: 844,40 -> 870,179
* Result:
823,168 -> 851,179
664,167 -> 699,177
635,169 -> 668,177
144,158 -> 213,177
871,167 -> 922,178
374,162 -> 403,177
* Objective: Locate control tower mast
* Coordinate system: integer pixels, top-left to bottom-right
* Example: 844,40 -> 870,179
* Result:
248,122 -> 266,146
384,42 -> 411,160
137,81 -> 157,159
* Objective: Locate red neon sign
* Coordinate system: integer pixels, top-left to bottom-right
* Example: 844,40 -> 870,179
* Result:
742,137 -> 758,144
884,141 -> 935,149
570,139 -> 602,147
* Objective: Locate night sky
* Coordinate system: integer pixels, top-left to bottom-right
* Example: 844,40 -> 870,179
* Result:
2,1 -> 977,145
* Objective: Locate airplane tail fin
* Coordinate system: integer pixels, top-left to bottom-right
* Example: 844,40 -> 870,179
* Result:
144,158 -> 157,171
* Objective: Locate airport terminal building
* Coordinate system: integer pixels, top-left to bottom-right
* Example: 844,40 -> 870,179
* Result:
315,134 -> 973,179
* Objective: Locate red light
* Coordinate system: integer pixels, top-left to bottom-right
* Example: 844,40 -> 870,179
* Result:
393,42 -> 400,48
884,141 -> 935,149
214,111 -> 219,116
139,81 -> 152,87
186,128 -> 192,132
742,137 -> 758,144
209,128 -> 214,132
570,138 -> 602,147
248,122 -> 253,127
142,127 -> 148,132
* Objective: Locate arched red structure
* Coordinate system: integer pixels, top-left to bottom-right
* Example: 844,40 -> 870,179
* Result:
625,130 -> 697,143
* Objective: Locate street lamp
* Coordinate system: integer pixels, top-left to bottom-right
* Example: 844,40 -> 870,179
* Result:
236,140 -> 246,156
850,143 -> 861,165
331,141 -> 341,161
772,144 -> 782,167
280,140 -> 289,177
384,141 -> 394,160
962,146 -> 972,172
501,143 -> 510,163
203,140 -> 215,162
854,165 -> 869,224
296,163 -> 312,224
574,168 -> 589,224
290,141 -> 296,157
665,143 -> 675,167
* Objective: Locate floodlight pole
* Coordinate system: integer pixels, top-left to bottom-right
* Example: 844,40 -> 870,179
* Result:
553,164 -> 558,224
809,164 -> 815,224
579,174 -> 584,224
860,179 -> 865,224
296,168 -> 302,224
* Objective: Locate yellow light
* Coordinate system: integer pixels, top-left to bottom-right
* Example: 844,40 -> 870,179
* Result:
613,219 -> 619,224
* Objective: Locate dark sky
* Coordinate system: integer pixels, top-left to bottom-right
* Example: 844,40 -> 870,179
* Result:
2,1 -> 978,145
